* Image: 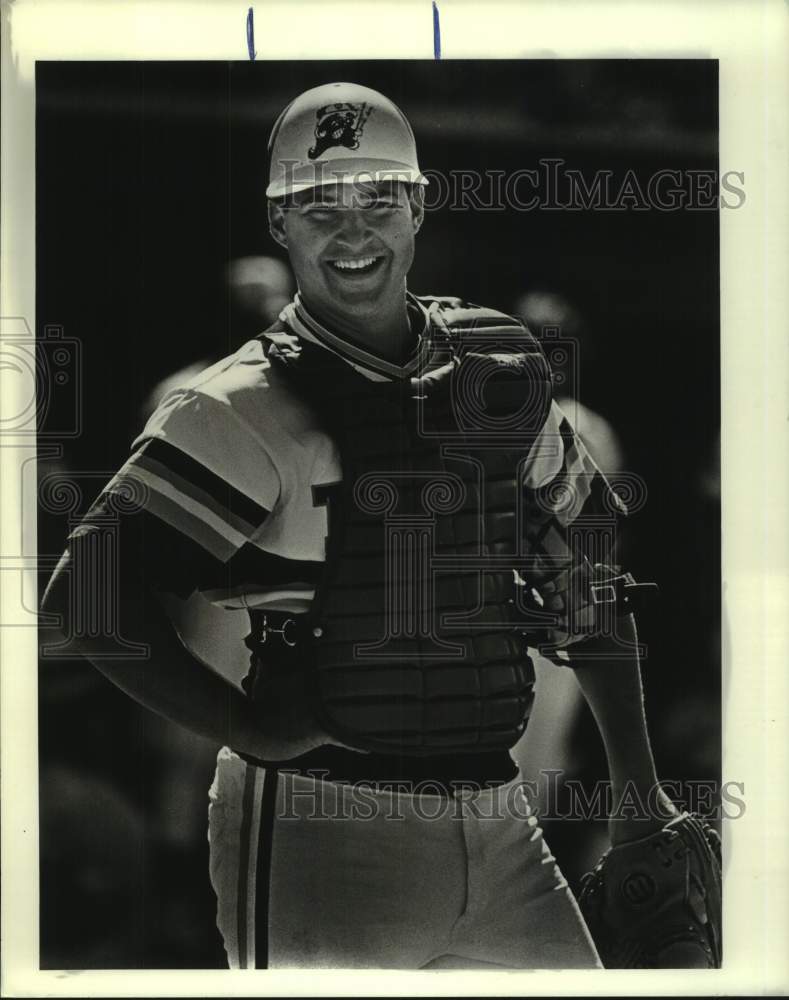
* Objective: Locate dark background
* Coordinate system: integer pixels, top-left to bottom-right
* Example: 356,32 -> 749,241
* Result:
36,60 -> 720,968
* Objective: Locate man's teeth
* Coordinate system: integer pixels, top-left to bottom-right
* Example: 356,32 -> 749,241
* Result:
331,256 -> 378,271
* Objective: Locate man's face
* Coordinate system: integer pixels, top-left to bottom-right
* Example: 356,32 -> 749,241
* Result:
268,180 -> 423,324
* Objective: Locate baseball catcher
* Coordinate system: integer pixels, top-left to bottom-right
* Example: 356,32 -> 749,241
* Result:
43,82 -> 721,969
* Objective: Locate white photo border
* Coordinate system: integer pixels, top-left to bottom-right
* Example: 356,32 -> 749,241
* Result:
2,0 -> 787,995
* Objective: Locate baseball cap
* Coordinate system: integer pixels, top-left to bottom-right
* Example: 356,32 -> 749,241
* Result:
266,82 -> 428,200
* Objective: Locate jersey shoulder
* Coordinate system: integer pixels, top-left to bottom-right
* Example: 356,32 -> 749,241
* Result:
137,330 -> 322,457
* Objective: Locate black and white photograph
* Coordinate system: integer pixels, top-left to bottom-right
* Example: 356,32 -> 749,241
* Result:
1,1 -> 787,994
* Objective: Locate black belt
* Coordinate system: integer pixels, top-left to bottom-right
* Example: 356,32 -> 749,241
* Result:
236,745 -> 518,796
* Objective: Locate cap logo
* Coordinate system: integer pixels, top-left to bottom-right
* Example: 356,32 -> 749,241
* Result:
308,102 -> 373,160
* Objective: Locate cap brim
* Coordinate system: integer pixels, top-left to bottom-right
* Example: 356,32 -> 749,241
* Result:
266,159 -> 428,200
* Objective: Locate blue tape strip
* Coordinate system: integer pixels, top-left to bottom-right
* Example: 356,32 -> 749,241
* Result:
247,7 -> 256,61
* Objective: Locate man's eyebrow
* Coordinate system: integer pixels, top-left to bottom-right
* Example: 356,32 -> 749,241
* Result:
295,187 -> 406,209
302,192 -> 348,205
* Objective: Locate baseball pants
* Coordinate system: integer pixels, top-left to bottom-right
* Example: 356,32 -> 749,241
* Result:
207,747 -> 601,969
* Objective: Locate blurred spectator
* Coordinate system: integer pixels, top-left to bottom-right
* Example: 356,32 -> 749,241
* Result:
225,254 -> 294,339
514,290 -> 593,366
514,290 -> 623,473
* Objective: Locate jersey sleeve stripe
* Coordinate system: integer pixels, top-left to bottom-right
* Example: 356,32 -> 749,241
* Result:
557,417 -> 577,454
558,418 -> 605,477
107,469 -> 246,560
142,438 -> 273,531
132,448 -> 265,540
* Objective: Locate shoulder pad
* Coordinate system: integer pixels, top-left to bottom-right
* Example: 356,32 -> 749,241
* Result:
420,295 -> 531,333
424,300 -> 552,435
412,293 -> 465,310
440,302 -> 531,335
426,297 -> 541,353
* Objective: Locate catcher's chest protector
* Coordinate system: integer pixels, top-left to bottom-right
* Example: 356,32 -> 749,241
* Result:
271,301 -> 552,754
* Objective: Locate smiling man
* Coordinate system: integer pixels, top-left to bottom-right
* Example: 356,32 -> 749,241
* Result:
269,179 -> 421,363
42,82 -> 721,971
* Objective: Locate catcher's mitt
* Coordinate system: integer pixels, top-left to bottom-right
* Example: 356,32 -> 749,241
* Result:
577,812 -> 722,968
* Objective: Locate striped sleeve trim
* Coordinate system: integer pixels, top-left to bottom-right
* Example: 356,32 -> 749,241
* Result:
130,447 -> 263,540
558,418 -> 597,478
141,438 -> 271,532
106,470 -> 243,562
103,437 -> 274,563
548,416 -> 599,523
525,408 -> 627,530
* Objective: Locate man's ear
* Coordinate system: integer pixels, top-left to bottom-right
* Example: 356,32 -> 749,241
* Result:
409,185 -> 425,235
268,200 -> 288,249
